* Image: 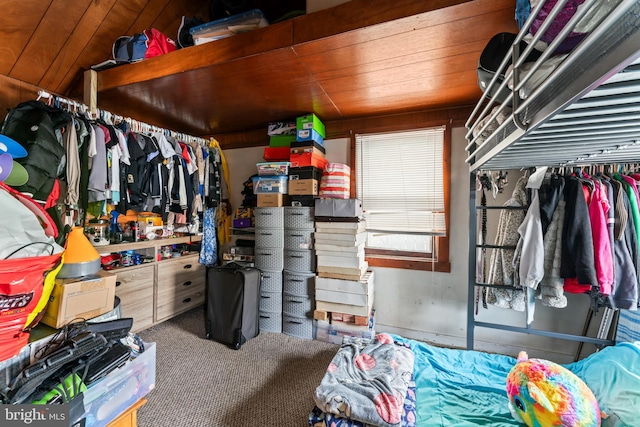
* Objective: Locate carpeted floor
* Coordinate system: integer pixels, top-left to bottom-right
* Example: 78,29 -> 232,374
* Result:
136,306 -> 339,427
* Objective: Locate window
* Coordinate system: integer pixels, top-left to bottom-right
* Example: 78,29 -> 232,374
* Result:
354,125 -> 450,272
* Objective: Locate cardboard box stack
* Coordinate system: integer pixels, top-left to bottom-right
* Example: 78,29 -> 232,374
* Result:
313,198 -> 375,343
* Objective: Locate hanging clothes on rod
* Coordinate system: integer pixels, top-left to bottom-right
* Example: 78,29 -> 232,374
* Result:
0,90 -> 229,265
481,165 -> 640,320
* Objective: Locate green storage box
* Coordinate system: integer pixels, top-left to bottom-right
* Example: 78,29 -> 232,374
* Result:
296,113 -> 325,138
269,134 -> 297,147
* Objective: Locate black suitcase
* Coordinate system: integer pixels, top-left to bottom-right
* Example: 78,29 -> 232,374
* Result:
205,264 -> 261,349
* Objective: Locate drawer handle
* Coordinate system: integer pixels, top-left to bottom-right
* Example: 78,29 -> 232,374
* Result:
259,315 -> 271,319
291,279 -> 304,283
259,252 -> 273,256
291,212 -> 304,216
183,281 -> 192,287
287,320 -> 303,325
291,255 -> 304,258
260,232 -> 273,236
288,300 -> 303,304
183,297 -> 192,304
115,281 -> 122,287
183,264 -> 192,269
291,234 -> 303,237
261,295 -> 271,299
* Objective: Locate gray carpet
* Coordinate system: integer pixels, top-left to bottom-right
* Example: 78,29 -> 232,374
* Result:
136,306 -> 339,427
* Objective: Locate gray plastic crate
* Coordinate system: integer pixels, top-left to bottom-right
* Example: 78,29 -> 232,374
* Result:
284,207 -> 315,229
282,314 -> 314,339
284,249 -> 316,273
255,207 -> 284,228
260,269 -> 283,293
259,311 -> 282,333
284,229 -> 314,250
260,291 -> 283,313
283,292 -> 314,318
254,248 -> 284,271
254,228 -> 284,248
283,270 -> 315,296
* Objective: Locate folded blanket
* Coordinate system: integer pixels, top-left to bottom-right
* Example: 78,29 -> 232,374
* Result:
309,379 -> 417,427
314,334 -> 414,427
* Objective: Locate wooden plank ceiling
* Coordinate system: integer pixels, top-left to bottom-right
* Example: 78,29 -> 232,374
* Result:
1,0 -> 518,141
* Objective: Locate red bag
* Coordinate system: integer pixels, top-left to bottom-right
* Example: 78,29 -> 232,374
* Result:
143,28 -> 177,59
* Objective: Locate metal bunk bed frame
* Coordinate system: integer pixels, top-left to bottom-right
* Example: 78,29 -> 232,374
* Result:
464,0 -> 640,353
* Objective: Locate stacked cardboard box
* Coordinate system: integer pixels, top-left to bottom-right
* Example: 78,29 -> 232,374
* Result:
313,198 -> 375,342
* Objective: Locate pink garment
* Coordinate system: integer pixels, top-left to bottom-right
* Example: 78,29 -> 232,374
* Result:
588,181 -> 613,295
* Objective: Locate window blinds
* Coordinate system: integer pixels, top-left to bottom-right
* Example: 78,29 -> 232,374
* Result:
355,126 -> 446,236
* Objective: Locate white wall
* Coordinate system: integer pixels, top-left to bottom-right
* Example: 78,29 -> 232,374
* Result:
223,129 -> 602,363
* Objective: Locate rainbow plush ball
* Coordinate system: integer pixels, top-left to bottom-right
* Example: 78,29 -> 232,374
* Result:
506,351 -> 601,427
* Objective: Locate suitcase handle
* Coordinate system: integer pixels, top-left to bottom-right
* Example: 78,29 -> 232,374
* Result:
183,264 -> 192,269
182,281 -> 192,287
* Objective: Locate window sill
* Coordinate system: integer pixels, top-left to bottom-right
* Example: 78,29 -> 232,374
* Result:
365,255 -> 451,272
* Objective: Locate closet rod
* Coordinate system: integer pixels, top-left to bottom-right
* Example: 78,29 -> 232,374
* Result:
475,206 -> 528,210
36,90 -> 214,148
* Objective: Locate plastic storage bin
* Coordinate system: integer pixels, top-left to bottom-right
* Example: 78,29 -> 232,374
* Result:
259,311 -> 282,333
283,270 -> 316,296
252,176 -> 288,194
260,291 -> 283,313
254,248 -> 284,271
80,342 -> 156,427
260,269 -> 283,292
189,9 -> 269,44
283,293 -> 314,318
257,161 -> 290,176
284,249 -> 316,273
254,207 -> 284,228
254,228 -> 284,248
283,314 -> 314,339
284,207 -> 315,229
284,229 -> 314,250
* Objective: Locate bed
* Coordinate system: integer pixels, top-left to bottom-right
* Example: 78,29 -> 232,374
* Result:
465,0 -> 640,172
309,333 -> 640,427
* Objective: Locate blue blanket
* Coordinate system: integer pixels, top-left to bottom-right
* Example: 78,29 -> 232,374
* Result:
395,336 -> 640,427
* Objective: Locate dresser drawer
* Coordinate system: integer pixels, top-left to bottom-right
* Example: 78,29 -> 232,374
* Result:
284,207 -> 315,230
284,229 -> 314,250
254,207 -> 284,228
156,255 -> 206,322
113,265 -> 155,332
284,249 -> 316,273
254,248 -> 284,271
254,228 -> 284,248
